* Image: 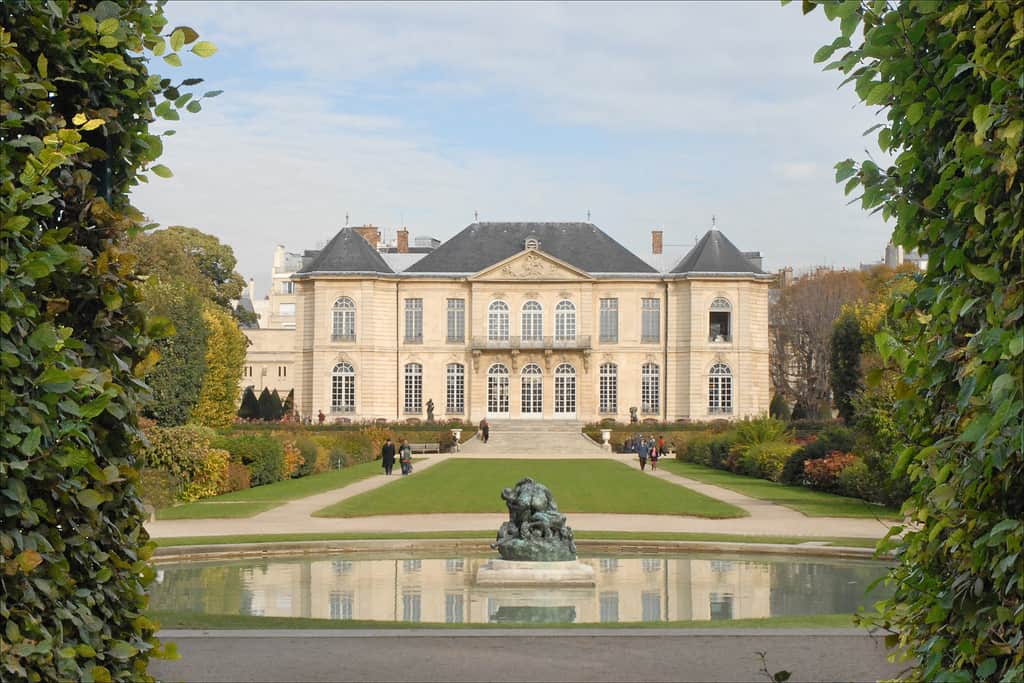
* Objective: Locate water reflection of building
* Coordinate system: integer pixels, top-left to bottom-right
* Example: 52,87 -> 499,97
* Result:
154,556 -> 801,624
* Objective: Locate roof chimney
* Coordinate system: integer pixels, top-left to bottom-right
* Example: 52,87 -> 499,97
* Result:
353,225 -> 380,249
651,229 -> 663,255
396,228 -> 409,254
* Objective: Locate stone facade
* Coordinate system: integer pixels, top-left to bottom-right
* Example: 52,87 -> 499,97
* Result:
241,225 -> 772,423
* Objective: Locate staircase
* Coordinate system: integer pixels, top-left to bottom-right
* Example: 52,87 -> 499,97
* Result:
456,420 -> 607,458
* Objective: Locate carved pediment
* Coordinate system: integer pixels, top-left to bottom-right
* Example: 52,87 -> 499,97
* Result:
472,250 -> 593,282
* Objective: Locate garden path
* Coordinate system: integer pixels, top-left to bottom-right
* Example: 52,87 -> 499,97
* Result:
147,425 -> 897,540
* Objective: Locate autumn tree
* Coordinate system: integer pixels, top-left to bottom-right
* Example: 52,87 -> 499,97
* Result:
830,310 -> 864,422
800,0 -> 1023,679
191,304 -> 247,428
769,268 -> 866,417
1,2 -> 217,679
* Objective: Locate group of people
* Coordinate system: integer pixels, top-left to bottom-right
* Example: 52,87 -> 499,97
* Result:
380,438 -> 414,476
624,434 -> 665,471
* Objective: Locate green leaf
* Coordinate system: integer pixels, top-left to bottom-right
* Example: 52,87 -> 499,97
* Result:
190,41 -> 218,58
92,666 -> 112,683
109,641 -> 138,660
37,53 -> 48,78
151,164 -> 173,178
27,322 -> 59,351
990,374 -> 1015,401
173,25 -> 200,44
99,17 -> 118,34
186,100 -> 201,113
76,489 -> 104,509
1009,334 -> 1023,356
814,44 -> 836,64
99,35 -> 118,48
977,659 -> 996,678
79,13 -> 97,33
906,102 -> 924,125
973,204 -> 986,225
203,90 -> 223,98
966,263 -> 1000,284
865,82 -> 893,106
170,28 -> 185,52
163,53 -> 182,68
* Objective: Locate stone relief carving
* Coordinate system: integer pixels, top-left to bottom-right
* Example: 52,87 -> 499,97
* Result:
499,253 -> 552,279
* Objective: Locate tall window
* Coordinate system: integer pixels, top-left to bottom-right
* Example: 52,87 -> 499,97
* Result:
642,591 -> 662,622
447,298 -> 465,343
404,298 -> 422,343
487,363 -> 510,414
402,591 -> 421,622
641,362 -> 660,414
555,300 -> 576,342
709,297 -> 732,342
599,298 -> 618,343
641,298 -> 660,342
521,300 -> 543,342
332,297 -> 355,341
404,363 -> 422,413
521,363 -> 543,415
331,362 -> 355,413
329,591 -> 353,620
599,592 -> 619,623
446,363 -> 464,414
599,362 -> 618,413
554,363 -> 576,415
488,300 -> 509,342
708,363 -> 733,414
445,592 -> 465,624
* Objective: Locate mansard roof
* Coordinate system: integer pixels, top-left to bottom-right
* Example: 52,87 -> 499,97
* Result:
405,222 -> 657,274
297,227 -> 393,274
671,229 -> 764,275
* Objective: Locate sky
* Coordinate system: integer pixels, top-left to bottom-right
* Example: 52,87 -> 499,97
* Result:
131,1 -> 893,298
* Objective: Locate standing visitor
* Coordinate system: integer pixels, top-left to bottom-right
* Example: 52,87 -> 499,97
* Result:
637,436 -> 649,471
649,439 -> 660,471
657,435 -> 665,456
381,437 -> 396,475
399,439 -> 413,475
480,418 -> 490,444
317,409 -> 325,425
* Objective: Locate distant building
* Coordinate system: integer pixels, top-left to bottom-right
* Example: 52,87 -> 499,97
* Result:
860,241 -> 927,271
241,222 -> 772,423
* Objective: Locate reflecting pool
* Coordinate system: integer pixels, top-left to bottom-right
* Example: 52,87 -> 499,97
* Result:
149,553 -> 889,625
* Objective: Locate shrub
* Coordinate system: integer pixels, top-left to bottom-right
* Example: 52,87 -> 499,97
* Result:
678,435 -> 713,465
836,457 -> 875,501
293,437 -> 320,477
138,468 -> 181,511
224,462 -> 252,493
313,446 -> 331,473
733,417 -> 792,453
214,434 -> 286,486
769,394 -> 791,420
741,441 -> 800,481
707,433 -> 739,471
180,447 -> 230,502
780,425 -> 856,484
282,442 -> 303,479
804,452 -> 859,492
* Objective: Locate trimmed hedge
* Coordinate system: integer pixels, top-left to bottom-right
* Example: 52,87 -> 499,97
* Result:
740,441 -> 800,482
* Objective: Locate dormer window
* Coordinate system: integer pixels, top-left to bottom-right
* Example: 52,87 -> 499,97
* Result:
524,238 -> 539,250
709,297 -> 732,343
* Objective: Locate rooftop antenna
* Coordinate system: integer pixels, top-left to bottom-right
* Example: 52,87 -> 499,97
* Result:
711,214 -> 716,228
587,209 -> 591,221
345,211 -> 349,226
474,210 -> 478,221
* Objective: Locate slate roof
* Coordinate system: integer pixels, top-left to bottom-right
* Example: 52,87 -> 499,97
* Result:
297,227 -> 393,274
671,229 -> 764,274
405,222 -> 657,274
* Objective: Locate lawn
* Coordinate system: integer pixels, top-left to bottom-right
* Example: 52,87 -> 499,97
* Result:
314,459 -> 746,518
155,461 -> 382,520
660,461 -> 902,519
154,530 -> 883,548
148,610 -> 857,630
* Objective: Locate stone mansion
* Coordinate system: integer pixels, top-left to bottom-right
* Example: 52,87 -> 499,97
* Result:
239,222 -> 772,423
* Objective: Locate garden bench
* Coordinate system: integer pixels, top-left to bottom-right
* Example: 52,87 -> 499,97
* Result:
408,442 -> 440,454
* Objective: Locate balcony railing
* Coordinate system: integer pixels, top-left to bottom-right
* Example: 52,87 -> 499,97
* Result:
330,406 -> 356,414
470,335 -> 592,351
708,406 -> 733,415
331,334 -> 356,342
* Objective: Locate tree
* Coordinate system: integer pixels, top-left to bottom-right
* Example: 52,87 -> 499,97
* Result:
191,304 -> 248,428
829,310 -> 863,422
769,393 -> 791,420
282,388 -> 295,416
139,279 -> 209,425
801,1 -> 1023,679
769,268 -> 866,417
1,2 -> 217,680
269,389 -> 284,421
237,386 -> 260,419
257,387 -> 274,421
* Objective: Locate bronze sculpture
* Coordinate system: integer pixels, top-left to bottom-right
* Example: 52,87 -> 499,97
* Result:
491,477 -> 577,561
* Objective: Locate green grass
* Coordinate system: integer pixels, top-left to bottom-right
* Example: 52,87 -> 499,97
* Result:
313,459 -> 746,519
661,461 -> 902,520
153,530 -> 883,548
148,610 -> 857,630
155,461 -> 381,520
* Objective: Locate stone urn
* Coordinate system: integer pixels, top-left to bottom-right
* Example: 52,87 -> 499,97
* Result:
450,428 -> 462,452
600,428 -> 612,451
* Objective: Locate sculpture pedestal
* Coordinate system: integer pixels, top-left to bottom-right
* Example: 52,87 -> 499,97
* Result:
475,559 -> 596,587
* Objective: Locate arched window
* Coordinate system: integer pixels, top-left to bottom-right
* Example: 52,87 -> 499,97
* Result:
709,297 -> 732,343
331,362 -> 355,413
555,300 -> 576,342
708,363 -> 733,414
599,362 -> 618,414
404,363 -> 422,413
488,300 -> 509,342
521,301 -> 543,343
521,363 -> 543,415
446,363 -> 464,414
487,363 -> 510,414
332,297 -> 356,341
641,363 -> 660,414
554,363 -> 576,415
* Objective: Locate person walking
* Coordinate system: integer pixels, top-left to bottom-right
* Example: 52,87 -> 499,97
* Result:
637,436 -> 649,471
399,439 -> 413,475
649,438 -> 660,471
317,409 -> 325,425
380,437 -> 396,475
480,418 -> 490,444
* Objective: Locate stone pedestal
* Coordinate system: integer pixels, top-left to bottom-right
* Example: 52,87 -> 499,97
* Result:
476,559 -> 596,587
